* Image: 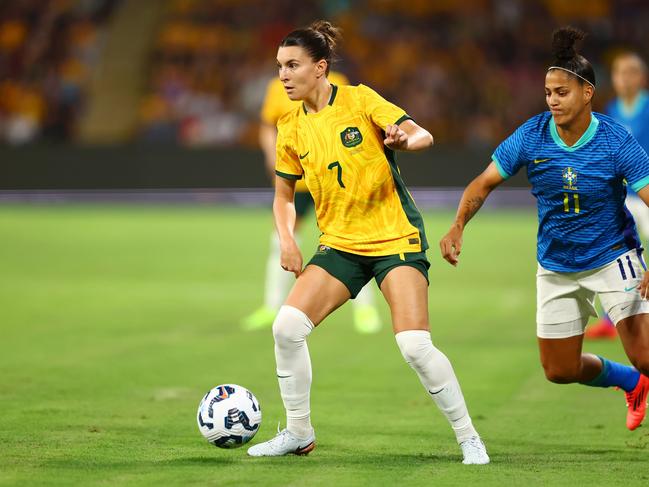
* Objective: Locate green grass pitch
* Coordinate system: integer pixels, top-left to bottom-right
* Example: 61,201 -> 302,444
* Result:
1,204 -> 648,486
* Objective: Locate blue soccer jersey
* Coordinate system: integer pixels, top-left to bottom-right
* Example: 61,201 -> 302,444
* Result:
493,111 -> 649,272
606,90 -> 649,196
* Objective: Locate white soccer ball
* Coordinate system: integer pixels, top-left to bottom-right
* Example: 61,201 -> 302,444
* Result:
196,384 -> 262,448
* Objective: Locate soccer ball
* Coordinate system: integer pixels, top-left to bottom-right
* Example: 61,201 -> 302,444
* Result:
196,384 -> 262,448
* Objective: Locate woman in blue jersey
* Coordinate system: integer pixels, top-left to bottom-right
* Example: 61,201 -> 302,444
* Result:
440,27 -> 649,431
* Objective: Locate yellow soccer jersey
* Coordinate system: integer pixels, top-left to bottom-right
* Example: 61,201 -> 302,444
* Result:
275,84 -> 428,256
261,72 -> 348,193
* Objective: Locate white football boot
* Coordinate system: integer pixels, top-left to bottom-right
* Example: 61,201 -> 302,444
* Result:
247,428 -> 316,457
460,436 -> 490,465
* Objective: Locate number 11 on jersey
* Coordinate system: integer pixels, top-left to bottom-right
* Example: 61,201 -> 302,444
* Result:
563,193 -> 580,213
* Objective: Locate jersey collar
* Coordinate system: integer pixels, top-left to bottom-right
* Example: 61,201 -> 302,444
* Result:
302,84 -> 338,115
549,113 -> 599,152
616,89 -> 649,119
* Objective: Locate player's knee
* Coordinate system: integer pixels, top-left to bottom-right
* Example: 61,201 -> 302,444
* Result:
395,330 -> 435,368
542,363 -> 581,384
272,305 -> 314,346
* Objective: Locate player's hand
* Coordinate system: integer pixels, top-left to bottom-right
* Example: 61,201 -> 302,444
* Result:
439,223 -> 463,267
279,239 -> 303,278
384,124 -> 408,150
638,271 -> 649,300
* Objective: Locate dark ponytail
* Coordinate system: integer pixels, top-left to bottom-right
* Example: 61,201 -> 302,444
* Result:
549,27 -> 596,87
279,20 -> 342,75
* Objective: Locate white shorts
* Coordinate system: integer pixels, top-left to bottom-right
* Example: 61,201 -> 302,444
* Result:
536,249 -> 649,338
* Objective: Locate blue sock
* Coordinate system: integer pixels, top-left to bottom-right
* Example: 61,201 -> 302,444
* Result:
584,356 -> 640,392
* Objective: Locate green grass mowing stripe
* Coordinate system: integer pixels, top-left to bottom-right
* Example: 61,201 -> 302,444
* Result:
1,205 -> 648,486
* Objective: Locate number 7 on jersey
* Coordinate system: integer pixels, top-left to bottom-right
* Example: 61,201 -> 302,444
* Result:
328,161 -> 346,188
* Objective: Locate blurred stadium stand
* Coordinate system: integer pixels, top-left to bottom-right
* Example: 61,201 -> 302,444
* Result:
1,0 -> 648,192
78,0 -> 164,143
0,0 -> 118,144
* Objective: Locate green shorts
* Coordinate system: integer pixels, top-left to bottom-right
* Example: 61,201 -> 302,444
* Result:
294,192 -> 314,218
307,245 -> 430,298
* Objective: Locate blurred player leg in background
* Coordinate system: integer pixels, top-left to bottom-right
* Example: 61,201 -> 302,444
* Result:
585,314 -> 617,339
587,52 -> 649,340
241,191 -> 382,333
241,231 -> 295,330
353,281 -> 382,334
587,195 -> 649,339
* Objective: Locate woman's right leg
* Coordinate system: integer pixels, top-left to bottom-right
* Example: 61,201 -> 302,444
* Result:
248,265 -> 351,456
276,265 -> 351,437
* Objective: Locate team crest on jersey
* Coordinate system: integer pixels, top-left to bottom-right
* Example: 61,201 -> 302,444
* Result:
340,127 -> 363,148
562,167 -> 578,190
316,245 -> 331,254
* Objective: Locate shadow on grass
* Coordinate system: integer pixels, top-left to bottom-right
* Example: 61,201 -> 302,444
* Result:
41,455 -> 237,470
40,452 -> 455,471
156,456 -> 237,466
40,435 -> 649,472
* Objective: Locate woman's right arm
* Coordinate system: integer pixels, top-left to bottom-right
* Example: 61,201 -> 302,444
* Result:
273,175 -> 303,277
439,162 -> 505,266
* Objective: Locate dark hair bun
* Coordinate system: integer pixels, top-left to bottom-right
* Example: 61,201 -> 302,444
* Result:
309,20 -> 342,52
552,26 -> 586,61
279,20 -> 342,74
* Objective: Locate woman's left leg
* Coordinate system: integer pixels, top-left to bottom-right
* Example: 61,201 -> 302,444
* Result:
617,313 -> 649,375
380,266 -> 488,464
615,313 -> 649,430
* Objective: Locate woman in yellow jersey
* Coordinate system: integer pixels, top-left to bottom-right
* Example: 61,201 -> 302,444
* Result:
242,71 -> 383,334
247,20 -> 488,464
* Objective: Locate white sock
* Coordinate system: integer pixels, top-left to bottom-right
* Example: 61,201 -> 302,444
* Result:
352,283 -> 375,308
264,232 -> 297,310
395,330 -> 478,443
273,305 -> 314,438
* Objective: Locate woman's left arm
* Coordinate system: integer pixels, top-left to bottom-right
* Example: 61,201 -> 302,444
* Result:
384,119 -> 433,152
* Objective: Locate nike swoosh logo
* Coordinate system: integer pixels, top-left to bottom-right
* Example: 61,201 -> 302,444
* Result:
621,304 -> 633,311
624,286 -> 637,292
299,151 -> 309,159
428,389 -> 443,395
534,158 -> 551,164
277,375 -> 291,378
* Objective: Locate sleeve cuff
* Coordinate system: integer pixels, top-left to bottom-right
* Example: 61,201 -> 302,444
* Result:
492,154 -> 511,180
275,170 -> 303,180
395,114 -> 414,125
630,175 -> 649,192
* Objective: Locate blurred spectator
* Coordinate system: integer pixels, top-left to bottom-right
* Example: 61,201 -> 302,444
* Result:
0,0 -> 117,144
138,0 -> 649,148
